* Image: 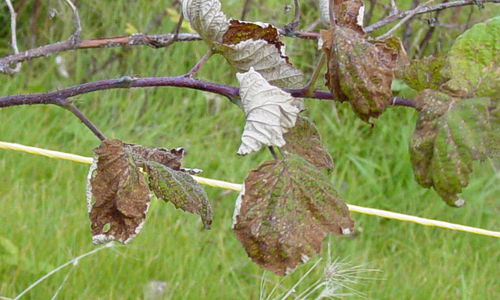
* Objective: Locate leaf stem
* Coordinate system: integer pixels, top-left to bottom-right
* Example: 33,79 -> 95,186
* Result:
268,146 -> 279,160
302,53 -> 326,98
185,49 -> 213,78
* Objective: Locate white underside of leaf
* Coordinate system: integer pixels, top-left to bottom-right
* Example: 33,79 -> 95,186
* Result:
182,0 -> 228,44
236,68 -> 302,155
232,183 -> 245,229
85,156 -> 98,214
217,39 -> 304,88
318,0 -> 330,26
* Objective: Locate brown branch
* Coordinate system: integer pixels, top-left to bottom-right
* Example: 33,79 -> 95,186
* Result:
365,0 -> 500,33
0,76 -> 416,109
3,0 -> 21,74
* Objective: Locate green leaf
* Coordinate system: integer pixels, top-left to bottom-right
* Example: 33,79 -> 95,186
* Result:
281,116 -> 334,173
410,90 -> 496,207
397,55 -> 447,92
441,16 -> 500,98
232,155 -> 354,275
145,161 -> 212,229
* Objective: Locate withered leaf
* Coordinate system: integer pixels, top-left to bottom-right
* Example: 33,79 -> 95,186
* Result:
410,90 -> 495,207
145,161 -> 212,229
128,144 -> 184,171
236,68 -> 302,155
232,155 -> 354,276
321,4 -> 404,123
282,116 -> 334,173
182,0 -> 303,88
86,139 -> 151,245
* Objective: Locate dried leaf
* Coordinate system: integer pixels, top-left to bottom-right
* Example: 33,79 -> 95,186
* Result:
321,24 -> 400,122
145,161 -> 212,229
282,116 -> 334,173
410,90 -> 495,207
441,16 -> 500,98
396,55 -> 447,92
236,68 -> 302,155
232,155 -> 354,275
128,144 -> 184,171
182,0 -> 303,88
181,0 -> 228,45
86,139 -> 151,244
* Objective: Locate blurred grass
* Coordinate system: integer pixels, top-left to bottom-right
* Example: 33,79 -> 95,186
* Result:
1,0 -> 500,299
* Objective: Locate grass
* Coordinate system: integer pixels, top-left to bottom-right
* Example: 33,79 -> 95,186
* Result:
1,0 -> 500,299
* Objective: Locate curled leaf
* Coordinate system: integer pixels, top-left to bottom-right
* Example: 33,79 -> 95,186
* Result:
145,161 -> 212,229
182,0 -> 303,88
86,139 -> 210,244
441,16 -> 500,98
182,0 -> 228,45
86,139 -> 151,244
236,68 -> 302,155
232,155 -> 354,275
321,27 -> 402,122
410,90 -> 495,207
282,116 -> 334,173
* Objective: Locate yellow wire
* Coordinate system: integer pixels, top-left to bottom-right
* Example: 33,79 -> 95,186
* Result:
1,140 -> 499,239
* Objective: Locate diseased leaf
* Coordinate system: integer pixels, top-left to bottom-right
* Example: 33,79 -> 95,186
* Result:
232,155 -> 354,276
181,0 -> 228,45
396,55 -> 447,92
282,116 -> 334,173
86,139 -> 151,244
145,161 -> 212,229
128,144 -> 185,171
410,90 -> 496,207
320,3 -> 404,122
182,0 -> 304,88
236,68 -> 302,155
441,16 -> 500,98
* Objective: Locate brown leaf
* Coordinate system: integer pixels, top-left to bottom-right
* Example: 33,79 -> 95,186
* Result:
87,139 -> 151,244
321,22 -> 402,122
222,19 -> 282,49
282,117 -> 334,173
233,155 -> 354,275
128,144 -> 184,171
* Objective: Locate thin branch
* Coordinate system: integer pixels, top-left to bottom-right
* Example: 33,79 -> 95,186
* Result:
62,102 -> 106,141
365,0 -> 500,33
240,0 -> 252,20
185,49 -> 213,78
302,53 -> 326,97
0,33 -> 201,72
63,0 -> 82,43
0,76 -> 416,109
375,0 -> 435,40
284,0 -> 301,35
3,0 -> 21,74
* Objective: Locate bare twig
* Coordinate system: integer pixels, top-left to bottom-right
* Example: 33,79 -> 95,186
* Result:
389,0 -> 399,15
329,0 -> 336,28
63,0 -> 82,43
185,49 -> 213,78
162,12 -> 184,48
365,0 -> 500,33
63,103 -> 106,141
375,0 -> 435,40
240,0 -> 253,20
303,53 -> 326,97
284,0 -> 301,35
0,75 -> 416,109
0,33 -> 201,71
3,0 -> 21,74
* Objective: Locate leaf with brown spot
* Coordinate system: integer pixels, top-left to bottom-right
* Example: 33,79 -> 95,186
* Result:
232,155 -> 354,276
410,90 -> 496,207
282,116 -> 334,173
222,19 -> 281,46
86,139 -> 151,245
128,144 -> 185,171
145,161 -> 212,229
320,4 -> 404,123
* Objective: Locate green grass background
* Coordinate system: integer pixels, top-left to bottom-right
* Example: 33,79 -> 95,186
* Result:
1,0 -> 500,299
